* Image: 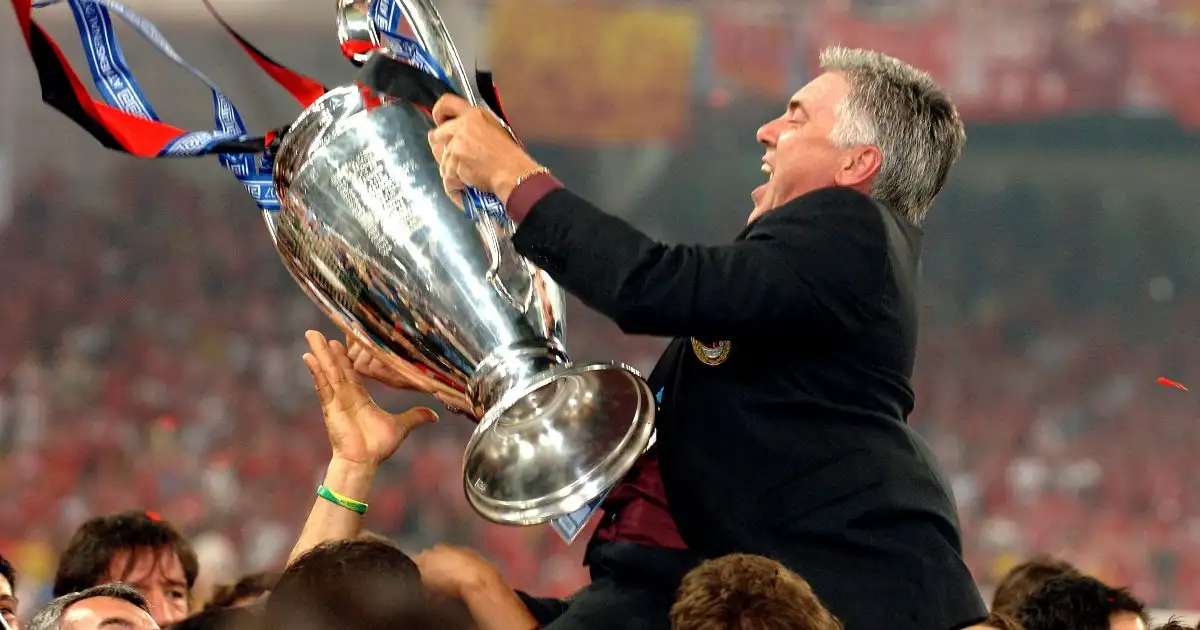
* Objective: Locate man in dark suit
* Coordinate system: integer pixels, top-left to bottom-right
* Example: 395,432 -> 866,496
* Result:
408,46 -> 986,630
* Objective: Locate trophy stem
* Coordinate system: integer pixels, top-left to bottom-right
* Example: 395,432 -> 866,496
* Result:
468,342 -> 569,416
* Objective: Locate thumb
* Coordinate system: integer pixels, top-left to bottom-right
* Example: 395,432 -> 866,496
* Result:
432,94 -> 469,126
393,406 -> 439,433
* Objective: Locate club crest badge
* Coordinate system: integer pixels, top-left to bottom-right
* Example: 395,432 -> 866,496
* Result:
691,338 -> 731,366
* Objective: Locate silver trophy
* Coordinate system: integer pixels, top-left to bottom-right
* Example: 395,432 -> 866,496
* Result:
264,0 -> 656,527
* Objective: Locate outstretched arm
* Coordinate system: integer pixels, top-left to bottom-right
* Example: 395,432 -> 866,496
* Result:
510,182 -> 888,340
286,330 -> 438,565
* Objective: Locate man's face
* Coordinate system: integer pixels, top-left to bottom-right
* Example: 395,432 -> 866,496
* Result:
0,574 -> 17,630
1109,612 -> 1146,630
752,72 -> 879,223
104,548 -> 188,627
60,596 -> 157,630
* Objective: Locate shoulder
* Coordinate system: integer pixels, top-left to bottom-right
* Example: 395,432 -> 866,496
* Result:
747,187 -> 887,244
746,188 -> 890,268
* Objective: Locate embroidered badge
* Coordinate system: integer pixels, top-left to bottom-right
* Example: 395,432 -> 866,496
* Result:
691,338 -> 731,366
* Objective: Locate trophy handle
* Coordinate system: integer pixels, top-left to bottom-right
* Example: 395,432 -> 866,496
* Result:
335,0 -> 380,66
384,0 -> 535,314
463,193 -> 535,313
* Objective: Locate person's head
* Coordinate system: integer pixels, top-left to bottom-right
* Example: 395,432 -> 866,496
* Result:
1151,618 -> 1194,630
1017,574 -> 1148,630
26,583 -> 156,630
263,538 -> 463,630
669,553 -> 841,630
753,46 -> 964,225
1,553 -> 18,630
54,512 -> 198,627
203,573 -> 278,611
992,555 -> 1083,618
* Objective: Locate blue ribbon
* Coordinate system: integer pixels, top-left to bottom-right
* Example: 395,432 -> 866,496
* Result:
33,0 -> 506,221
32,0 -> 278,210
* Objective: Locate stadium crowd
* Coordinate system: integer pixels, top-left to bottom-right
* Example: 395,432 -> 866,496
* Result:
0,134 -> 1197,628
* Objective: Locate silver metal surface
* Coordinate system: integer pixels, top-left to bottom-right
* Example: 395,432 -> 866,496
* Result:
392,0 -> 478,107
267,74 -> 656,525
335,0 -> 379,65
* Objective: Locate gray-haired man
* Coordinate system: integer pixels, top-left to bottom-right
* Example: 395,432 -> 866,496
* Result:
27,584 -> 156,630
375,45 -> 987,630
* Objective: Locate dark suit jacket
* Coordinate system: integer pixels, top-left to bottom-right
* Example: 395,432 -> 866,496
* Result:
512,185 -> 987,630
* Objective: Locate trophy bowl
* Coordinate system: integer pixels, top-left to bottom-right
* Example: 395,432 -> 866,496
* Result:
266,81 -> 656,526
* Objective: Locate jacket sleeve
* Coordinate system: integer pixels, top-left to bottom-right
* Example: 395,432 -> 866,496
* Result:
510,186 -> 889,340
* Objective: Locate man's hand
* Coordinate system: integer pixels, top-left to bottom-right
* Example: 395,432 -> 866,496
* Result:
414,545 -> 501,600
345,337 -> 417,391
344,335 -> 475,416
414,545 -> 539,630
428,94 -> 542,205
302,330 -> 438,465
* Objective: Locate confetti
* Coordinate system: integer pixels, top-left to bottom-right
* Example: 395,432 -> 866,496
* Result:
1157,376 -> 1189,391
145,511 -> 162,522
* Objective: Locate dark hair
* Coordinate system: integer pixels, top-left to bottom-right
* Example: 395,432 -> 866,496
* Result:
1016,574 -> 1148,630
983,611 -> 1025,630
1152,618 -> 1195,630
670,553 -> 842,630
28,583 -> 149,630
0,553 -> 15,591
991,555 -> 1082,617
166,606 -> 256,630
262,539 -> 467,630
53,511 -> 199,598
204,572 -> 279,611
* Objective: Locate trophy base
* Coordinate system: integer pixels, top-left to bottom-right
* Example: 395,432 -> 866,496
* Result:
461,361 -> 657,526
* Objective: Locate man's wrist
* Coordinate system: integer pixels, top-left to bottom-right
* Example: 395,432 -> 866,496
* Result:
458,565 -> 506,601
324,457 -> 378,491
492,159 -> 542,206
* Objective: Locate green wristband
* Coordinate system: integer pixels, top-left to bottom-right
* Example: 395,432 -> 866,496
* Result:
317,484 -> 368,515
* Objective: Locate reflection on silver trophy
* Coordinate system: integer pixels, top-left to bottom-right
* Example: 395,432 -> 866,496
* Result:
265,0 -> 657,527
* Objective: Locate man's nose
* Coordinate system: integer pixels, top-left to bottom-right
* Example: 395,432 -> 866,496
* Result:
756,118 -> 779,147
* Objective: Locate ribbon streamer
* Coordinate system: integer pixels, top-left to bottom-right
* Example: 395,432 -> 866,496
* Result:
9,0 -> 515,218
11,0 -> 326,210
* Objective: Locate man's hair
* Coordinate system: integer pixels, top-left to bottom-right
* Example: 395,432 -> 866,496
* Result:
53,511 -> 199,598
27,583 -> 149,630
670,553 -> 841,630
204,572 -> 279,611
981,611 -> 1024,630
1153,618 -> 1195,630
1016,574 -> 1148,630
819,46 -> 966,225
991,554 -> 1083,617
0,553 -> 15,591
262,539 -> 467,630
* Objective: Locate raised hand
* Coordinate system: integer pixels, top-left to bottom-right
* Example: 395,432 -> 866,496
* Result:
302,330 -> 438,465
344,335 -> 475,417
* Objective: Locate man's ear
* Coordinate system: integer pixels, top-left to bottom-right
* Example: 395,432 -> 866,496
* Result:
834,145 -> 882,188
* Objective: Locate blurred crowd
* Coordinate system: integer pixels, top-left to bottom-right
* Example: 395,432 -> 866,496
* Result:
919,182 -> 1200,607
